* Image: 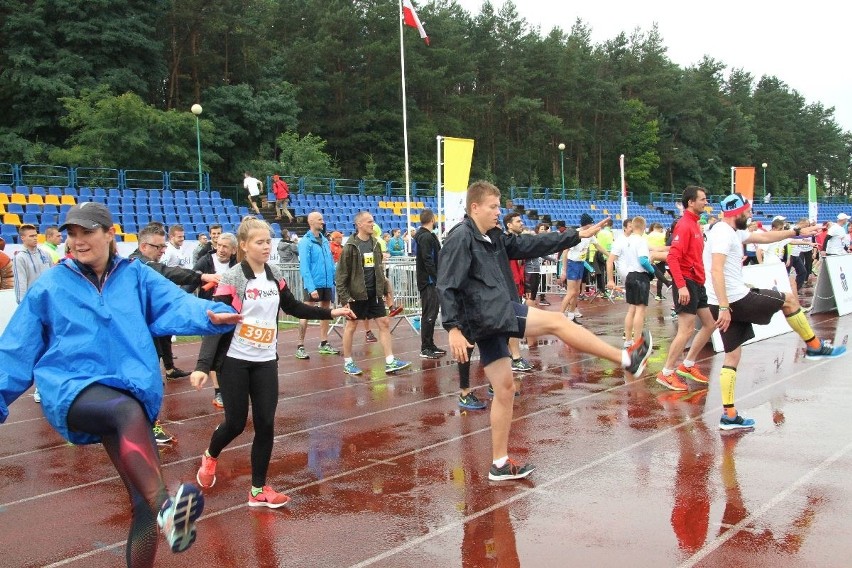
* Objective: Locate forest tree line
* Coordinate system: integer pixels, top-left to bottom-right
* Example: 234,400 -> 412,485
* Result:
1,0 -> 849,199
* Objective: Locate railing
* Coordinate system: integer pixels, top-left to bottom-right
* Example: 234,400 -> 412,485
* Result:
167,171 -> 209,192
124,170 -> 166,190
19,164 -> 72,188
0,163 -> 16,186
510,186 -> 633,202
75,167 -> 120,190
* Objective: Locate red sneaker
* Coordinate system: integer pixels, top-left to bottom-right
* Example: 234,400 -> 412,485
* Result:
676,364 -> 709,384
656,371 -> 688,391
248,486 -> 291,509
196,453 -> 218,488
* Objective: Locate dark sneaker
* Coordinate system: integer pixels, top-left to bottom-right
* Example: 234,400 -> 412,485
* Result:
165,367 -> 190,380
624,330 -> 652,376
458,392 -> 487,410
431,347 -> 447,356
158,483 -> 204,553
511,357 -> 534,372
539,298 -> 551,306
805,340 -> 847,360
488,459 -> 535,481
420,349 -> 441,359
719,412 -> 755,431
153,421 -> 175,445
211,393 -> 224,409
365,331 -> 378,343
388,305 -> 404,317
295,346 -> 310,359
385,358 -> 411,373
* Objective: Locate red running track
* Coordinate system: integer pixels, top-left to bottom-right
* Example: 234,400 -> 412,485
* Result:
1,296 -> 852,567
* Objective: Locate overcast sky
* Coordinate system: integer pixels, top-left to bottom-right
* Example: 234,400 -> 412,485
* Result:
452,0 -> 851,132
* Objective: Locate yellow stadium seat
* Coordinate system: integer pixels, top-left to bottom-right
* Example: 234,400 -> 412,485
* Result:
0,204 -> 4,215
60,195 -> 76,205
3,213 -> 21,225
44,195 -> 61,206
28,194 -> 44,205
378,201 -> 388,208
123,233 -> 138,242
113,224 -> 123,235
590,203 -> 596,210
0,194 -> 8,205
10,194 -> 26,205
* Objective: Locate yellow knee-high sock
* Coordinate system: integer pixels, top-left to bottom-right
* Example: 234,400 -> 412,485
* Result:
720,366 -> 737,417
785,309 -> 821,350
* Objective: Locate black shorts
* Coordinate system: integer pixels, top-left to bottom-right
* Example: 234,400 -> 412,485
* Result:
476,303 -> 529,367
525,273 -> 541,296
709,288 -> 785,352
674,278 -> 709,315
349,292 -> 386,320
304,287 -> 333,303
625,272 -> 651,306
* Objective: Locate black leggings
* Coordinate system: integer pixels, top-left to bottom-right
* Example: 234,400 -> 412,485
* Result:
207,357 -> 279,488
66,384 -> 167,568
654,261 -> 672,296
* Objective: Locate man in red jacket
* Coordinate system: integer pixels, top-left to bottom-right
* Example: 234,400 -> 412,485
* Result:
272,174 -> 294,222
657,186 -> 716,391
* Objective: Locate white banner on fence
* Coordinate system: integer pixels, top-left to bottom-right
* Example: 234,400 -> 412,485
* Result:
710,262 -> 794,352
810,254 -> 852,316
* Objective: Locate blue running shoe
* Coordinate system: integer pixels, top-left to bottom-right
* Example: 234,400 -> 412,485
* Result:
158,483 -> 205,553
719,413 -> 755,431
385,358 -> 411,373
343,361 -> 363,376
805,340 -> 847,360
458,392 -> 487,410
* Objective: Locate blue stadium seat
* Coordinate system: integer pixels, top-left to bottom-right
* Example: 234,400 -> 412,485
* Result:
48,186 -> 62,196
93,187 -> 105,197
22,213 -> 39,224
7,203 -> 24,214
59,204 -> 73,214
15,185 -> 30,195
136,213 -> 151,226
42,204 -> 58,215
77,187 -> 91,197
31,186 -> 45,195
0,185 -> 11,195
150,206 -> 163,217
41,213 -> 58,225
108,188 -> 120,198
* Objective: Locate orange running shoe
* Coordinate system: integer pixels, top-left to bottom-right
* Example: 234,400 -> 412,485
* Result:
248,486 -> 291,509
196,454 -> 218,488
676,364 -> 709,384
656,370 -> 688,391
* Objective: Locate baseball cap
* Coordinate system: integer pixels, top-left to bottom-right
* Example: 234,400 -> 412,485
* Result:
719,193 -> 751,218
579,213 -> 594,226
59,202 -> 114,231
837,213 -> 850,221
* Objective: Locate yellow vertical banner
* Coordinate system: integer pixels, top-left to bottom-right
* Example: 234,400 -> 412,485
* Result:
443,137 -> 475,230
734,167 -> 755,201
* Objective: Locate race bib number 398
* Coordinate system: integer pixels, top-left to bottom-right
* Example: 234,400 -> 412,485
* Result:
235,317 -> 276,349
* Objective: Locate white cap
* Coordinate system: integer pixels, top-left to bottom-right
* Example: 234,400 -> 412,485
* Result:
838,213 -> 850,221
772,215 -> 786,222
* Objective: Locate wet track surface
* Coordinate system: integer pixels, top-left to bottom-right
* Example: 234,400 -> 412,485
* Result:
1,294 -> 851,567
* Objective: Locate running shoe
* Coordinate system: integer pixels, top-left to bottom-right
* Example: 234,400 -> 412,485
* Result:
318,343 -> 340,355
295,346 -> 310,360
656,370 -> 688,391
624,330 -> 652,376
158,483 -> 204,553
388,305 -> 404,317
719,412 -> 755,430
343,361 -> 363,376
420,348 -> 441,359
676,364 -> 709,384
153,421 -> 175,445
248,486 -> 291,509
488,459 -> 535,481
165,367 -> 190,380
539,298 -> 551,306
196,453 -> 218,488
365,331 -> 378,343
574,309 -> 583,318
458,392 -> 487,410
385,358 -> 411,373
804,340 -> 847,360
431,347 -> 447,356
212,393 -> 224,409
33,388 -> 41,403
655,295 -> 663,301
511,357 -> 534,372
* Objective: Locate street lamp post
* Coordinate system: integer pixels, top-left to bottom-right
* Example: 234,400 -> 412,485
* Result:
761,162 -> 768,199
558,143 -> 566,194
191,104 -> 203,192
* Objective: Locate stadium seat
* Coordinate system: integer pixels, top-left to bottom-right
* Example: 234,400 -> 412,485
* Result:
0,194 -> 7,205
7,203 -> 23,214
44,195 -> 61,206
31,186 -> 46,195
3,213 -> 22,225
22,213 -> 39,224
0,185 -> 11,195
48,186 -> 62,196
15,186 -> 29,195
60,195 -> 76,206
10,194 -> 27,205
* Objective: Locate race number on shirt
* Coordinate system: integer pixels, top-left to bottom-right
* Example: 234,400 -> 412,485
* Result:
235,317 -> 276,349
363,252 -> 375,267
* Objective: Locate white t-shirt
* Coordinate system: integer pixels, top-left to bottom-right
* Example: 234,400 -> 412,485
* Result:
610,234 -> 630,280
825,223 -> 848,255
703,222 -> 751,304
244,176 -> 262,197
622,234 -> 651,274
161,242 -> 189,267
566,236 -> 596,262
758,237 -> 789,264
212,256 -> 231,274
227,274 -> 280,362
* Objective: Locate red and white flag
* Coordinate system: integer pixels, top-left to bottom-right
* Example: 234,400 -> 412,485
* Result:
402,0 -> 429,45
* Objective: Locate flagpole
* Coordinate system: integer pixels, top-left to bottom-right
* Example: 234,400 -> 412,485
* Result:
619,154 -> 627,221
399,0 -> 413,254
436,135 -> 443,242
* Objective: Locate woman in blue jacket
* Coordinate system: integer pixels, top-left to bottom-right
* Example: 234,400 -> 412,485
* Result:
0,203 -> 241,568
